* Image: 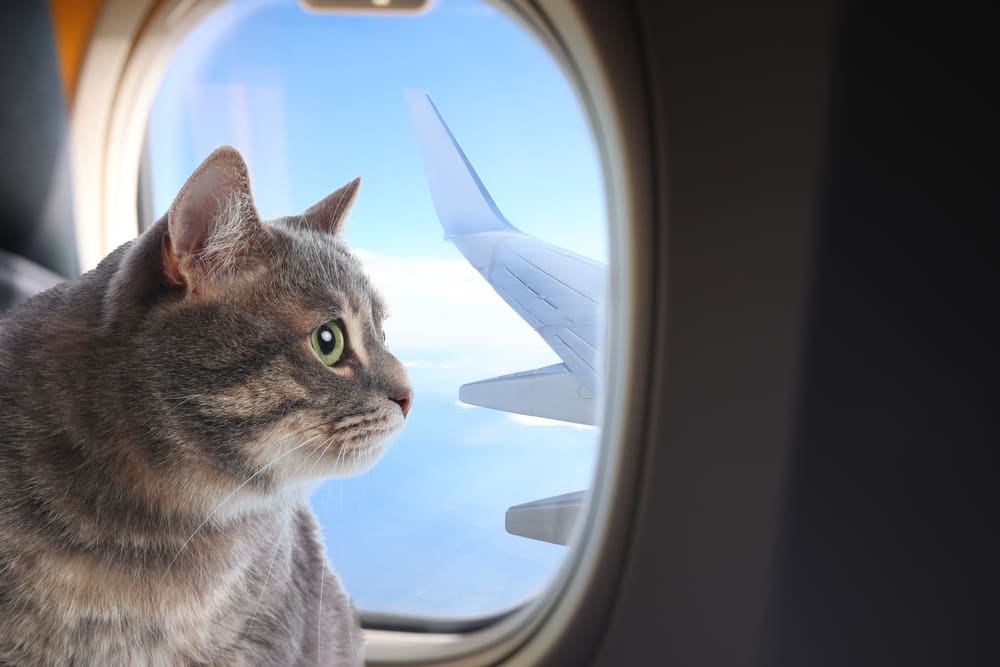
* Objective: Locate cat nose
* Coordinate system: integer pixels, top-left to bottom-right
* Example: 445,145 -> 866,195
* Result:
390,390 -> 412,417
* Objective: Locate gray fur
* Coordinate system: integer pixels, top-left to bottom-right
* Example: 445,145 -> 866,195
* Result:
0,147 -> 411,665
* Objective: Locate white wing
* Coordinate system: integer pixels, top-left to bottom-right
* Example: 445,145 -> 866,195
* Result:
403,88 -> 605,425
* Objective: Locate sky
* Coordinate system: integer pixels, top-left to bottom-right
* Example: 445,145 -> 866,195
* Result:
148,0 -> 607,619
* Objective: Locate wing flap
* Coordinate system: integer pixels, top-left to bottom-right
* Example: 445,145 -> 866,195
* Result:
451,234 -> 603,395
505,490 -> 588,546
459,363 -> 597,426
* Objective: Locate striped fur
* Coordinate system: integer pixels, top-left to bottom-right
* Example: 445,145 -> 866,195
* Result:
0,148 -> 411,665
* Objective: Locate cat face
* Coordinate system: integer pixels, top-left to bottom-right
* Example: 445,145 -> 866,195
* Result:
118,147 -> 412,497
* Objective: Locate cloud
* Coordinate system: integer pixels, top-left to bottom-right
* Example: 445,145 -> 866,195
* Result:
353,249 -> 559,377
403,360 -> 463,370
507,413 -> 597,431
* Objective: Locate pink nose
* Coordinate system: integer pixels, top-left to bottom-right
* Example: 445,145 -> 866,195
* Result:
390,391 -> 412,417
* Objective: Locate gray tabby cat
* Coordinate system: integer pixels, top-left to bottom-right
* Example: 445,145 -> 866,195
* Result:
0,146 -> 412,666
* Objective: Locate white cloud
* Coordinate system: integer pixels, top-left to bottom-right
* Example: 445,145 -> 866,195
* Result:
354,249 -> 558,377
507,413 -> 597,431
402,360 -> 464,370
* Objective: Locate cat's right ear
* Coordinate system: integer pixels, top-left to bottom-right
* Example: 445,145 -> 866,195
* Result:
163,146 -> 269,290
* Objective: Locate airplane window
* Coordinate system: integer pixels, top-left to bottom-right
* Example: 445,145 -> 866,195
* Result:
145,0 -> 607,624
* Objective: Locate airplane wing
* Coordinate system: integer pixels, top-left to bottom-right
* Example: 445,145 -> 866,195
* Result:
505,490 -> 588,546
403,88 -> 605,426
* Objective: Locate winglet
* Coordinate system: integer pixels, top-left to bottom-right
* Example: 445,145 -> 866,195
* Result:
403,88 -> 516,236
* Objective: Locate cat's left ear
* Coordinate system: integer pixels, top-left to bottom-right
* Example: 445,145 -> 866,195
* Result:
164,146 -> 269,289
299,177 -> 361,236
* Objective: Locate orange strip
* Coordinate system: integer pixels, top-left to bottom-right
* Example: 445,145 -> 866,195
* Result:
48,0 -> 104,105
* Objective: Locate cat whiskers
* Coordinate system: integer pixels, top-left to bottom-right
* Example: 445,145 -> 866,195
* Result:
301,430 -> 346,480
243,524 -> 287,641
244,427 -> 335,642
295,437 -> 342,665
159,431 -> 320,583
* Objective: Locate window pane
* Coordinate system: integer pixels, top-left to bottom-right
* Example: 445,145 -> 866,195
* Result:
147,0 -> 607,621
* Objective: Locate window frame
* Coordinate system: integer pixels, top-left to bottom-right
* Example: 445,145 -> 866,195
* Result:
68,1 -> 655,664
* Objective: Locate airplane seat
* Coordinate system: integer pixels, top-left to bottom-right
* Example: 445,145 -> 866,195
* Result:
0,248 -> 67,313
0,3 -> 80,312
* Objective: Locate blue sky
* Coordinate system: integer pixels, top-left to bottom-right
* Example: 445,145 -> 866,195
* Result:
149,0 -> 606,619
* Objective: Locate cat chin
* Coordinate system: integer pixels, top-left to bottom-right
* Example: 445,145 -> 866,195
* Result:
243,407 -> 404,483
276,430 -> 398,484
310,412 -> 406,479
310,436 -> 393,480
325,438 -> 392,478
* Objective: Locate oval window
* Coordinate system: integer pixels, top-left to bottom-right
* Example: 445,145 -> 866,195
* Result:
145,0 -> 608,625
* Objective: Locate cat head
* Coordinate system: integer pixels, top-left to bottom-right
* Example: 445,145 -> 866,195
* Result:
113,146 -> 412,500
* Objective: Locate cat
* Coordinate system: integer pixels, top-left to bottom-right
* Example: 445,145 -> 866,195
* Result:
0,146 -> 412,666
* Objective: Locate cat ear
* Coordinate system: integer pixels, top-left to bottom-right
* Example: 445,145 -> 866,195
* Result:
299,177 -> 361,236
164,146 -> 267,287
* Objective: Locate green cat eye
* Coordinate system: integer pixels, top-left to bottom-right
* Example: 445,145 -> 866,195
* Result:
310,321 -> 345,366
